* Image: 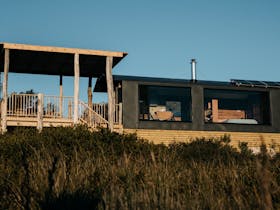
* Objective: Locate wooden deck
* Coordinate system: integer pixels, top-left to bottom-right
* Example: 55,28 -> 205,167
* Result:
1,93 -> 123,132
6,116 -> 123,132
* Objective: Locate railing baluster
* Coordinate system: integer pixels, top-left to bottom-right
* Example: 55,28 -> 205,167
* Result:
19,95 -> 21,116
29,95 -> 31,116
8,94 -> 11,116
28,95 -> 30,116
21,95 -> 23,116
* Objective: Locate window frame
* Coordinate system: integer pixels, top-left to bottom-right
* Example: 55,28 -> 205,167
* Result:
138,84 -> 192,123
203,88 -> 271,125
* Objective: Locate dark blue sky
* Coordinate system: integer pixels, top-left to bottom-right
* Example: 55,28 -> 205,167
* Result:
1,0 -> 280,101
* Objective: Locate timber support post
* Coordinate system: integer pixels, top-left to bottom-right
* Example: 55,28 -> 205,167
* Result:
59,75 -> 63,117
119,102 -> 122,126
88,76 -> 93,121
106,56 -> 114,131
37,93 -> 43,132
1,49 -> 9,134
73,53 -> 80,125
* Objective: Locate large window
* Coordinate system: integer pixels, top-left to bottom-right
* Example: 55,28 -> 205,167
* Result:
139,85 -> 191,122
204,89 -> 270,125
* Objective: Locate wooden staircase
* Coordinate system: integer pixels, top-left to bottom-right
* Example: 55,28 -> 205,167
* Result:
78,100 -> 109,129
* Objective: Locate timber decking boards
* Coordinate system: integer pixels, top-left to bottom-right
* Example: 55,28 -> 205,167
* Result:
124,129 -> 280,150
7,117 -> 74,127
5,116 -> 123,130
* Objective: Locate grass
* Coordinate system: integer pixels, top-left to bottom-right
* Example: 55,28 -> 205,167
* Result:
0,126 -> 280,209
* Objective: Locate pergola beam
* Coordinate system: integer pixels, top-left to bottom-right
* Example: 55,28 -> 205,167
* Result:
2,43 -> 125,57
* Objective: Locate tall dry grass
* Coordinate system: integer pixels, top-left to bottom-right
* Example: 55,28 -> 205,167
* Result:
0,126 -> 280,209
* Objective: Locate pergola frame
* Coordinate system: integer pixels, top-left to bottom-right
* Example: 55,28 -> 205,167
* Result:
0,43 -> 127,133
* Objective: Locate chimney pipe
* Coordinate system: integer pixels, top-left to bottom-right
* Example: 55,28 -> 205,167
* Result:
191,59 -> 197,81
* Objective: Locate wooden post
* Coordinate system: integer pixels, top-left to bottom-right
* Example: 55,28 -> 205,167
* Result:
1,49 -> 9,133
59,75 -> 63,117
68,100 -> 72,119
106,56 -> 114,131
73,53 -> 80,125
119,102 -> 122,126
37,93 -> 43,132
88,77 -> 93,106
88,76 -> 93,121
115,85 -> 119,104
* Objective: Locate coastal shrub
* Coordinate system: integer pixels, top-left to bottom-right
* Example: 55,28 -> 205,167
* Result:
0,126 -> 279,209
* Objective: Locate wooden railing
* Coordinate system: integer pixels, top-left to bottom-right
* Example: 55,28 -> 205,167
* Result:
43,95 -> 74,119
7,93 -> 38,117
5,93 -> 122,129
92,103 -> 107,120
6,93 -> 74,119
92,103 -> 122,124
79,101 -> 109,128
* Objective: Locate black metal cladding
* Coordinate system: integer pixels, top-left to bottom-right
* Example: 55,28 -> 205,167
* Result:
110,75 -> 280,133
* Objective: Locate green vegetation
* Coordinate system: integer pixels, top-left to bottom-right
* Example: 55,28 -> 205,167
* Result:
0,126 -> 280,209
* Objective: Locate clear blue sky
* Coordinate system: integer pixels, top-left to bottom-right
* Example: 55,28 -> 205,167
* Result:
1,0 -> 280,102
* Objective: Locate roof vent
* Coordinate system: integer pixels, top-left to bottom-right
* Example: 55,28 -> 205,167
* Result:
191,59 -> 197,81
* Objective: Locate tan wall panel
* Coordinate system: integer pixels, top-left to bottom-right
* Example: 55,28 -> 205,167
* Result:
124,129 -> 280,150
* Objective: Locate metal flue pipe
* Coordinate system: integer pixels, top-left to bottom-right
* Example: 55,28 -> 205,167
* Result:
191,59 -> 197,82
